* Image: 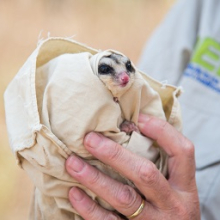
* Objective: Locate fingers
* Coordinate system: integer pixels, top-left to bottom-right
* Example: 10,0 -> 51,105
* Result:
66,155 -> 153,218
83,132 -> 174,209
69,186 -> 122,220
66,113 -> 199,219
138,113 -> 196,190
138,114 -> 194,159
67,155 -> 200,220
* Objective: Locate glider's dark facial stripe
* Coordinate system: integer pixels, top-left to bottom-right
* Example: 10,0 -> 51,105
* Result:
107,54 -> 121,64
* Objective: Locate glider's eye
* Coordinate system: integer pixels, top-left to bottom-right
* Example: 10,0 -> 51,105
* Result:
98,64 -> 112,74
126,61 -> 133,72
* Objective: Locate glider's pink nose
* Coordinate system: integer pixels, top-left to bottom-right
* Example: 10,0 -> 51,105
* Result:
120,72 -> 129,84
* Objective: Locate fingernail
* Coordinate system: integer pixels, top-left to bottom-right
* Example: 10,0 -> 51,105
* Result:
84,132 -> 103,148
67,155 -> 84,173
138,113 -> 150,123
138,122 -> 145,130
70,187 -> 83,201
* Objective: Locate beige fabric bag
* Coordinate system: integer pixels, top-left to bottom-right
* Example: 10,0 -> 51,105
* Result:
4,38 -> 182,220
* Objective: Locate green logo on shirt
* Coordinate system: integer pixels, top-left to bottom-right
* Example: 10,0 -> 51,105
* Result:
192,38 -> 220,76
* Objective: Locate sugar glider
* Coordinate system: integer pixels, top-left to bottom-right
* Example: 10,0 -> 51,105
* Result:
98,52 -> 139,135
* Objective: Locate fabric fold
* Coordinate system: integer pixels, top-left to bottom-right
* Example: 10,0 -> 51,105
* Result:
4,38 -> 182,220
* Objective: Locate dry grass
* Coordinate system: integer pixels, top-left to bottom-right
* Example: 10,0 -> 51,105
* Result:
0,0 -> 175,219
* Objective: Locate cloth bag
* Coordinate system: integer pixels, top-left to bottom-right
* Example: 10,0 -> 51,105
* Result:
4,38 -> 182,220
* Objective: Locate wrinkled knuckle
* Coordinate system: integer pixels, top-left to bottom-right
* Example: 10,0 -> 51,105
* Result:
158,119 -> 169,133
88,168 -> 102,185
138,161 -> 159,186
86,201 -> 98,216
104,213 -> 121,220
116,185 -> 137,208
106,142 -> 122,161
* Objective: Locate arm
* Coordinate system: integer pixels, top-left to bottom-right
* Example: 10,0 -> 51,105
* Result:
66,114 -> 200,220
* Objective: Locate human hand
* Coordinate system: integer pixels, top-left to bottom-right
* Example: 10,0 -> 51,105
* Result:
66,114 -> 200,219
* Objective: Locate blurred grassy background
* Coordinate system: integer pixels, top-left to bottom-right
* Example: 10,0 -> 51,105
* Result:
0,0 -> 175,219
